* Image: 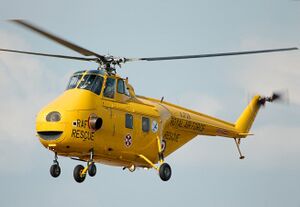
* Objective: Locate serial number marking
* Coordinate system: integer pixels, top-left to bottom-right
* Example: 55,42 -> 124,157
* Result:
216,128 -> 229,135
164,131 -> 180,142
170,117 -> 205,133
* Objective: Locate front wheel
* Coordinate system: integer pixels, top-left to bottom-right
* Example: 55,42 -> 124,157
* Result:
159,163 -> 172,181
73,165 -> 86,183
50,164 -> 61,178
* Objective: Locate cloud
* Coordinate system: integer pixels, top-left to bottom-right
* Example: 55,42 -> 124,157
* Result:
174,92 -> 223,116
0,30 -> 62,173
236,37 -> 300,105
168,124 -> 300,171
245,125 -> 300,168
166,42 -> 300,168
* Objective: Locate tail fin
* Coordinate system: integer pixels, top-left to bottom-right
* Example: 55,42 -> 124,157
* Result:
235,95 -> 262,133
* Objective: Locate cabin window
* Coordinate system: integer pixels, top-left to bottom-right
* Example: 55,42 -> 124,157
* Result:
142,117 -> 150,132
117,79 -> 125,94
66,74 -> 82,90
125,113 -> 133,129
103,78 -> 116,98
77,75 -> 104,95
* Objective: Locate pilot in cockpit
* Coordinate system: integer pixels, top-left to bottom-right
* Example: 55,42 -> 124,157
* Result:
103,78 -> 115,98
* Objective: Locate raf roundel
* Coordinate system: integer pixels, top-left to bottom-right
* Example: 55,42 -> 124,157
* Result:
124,134 -> 132,147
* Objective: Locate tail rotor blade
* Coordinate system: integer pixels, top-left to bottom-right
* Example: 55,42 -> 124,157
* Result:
271,90 -> 290,104
258,90 -> 290,105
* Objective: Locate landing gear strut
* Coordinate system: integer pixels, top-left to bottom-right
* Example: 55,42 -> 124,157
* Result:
138,136 -> 172,182
234,138 -> 245,159
50,152 -> 61,178
73,149 -> 97,183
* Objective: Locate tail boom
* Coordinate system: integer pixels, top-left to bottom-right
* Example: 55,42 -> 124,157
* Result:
235,95 -> 262,135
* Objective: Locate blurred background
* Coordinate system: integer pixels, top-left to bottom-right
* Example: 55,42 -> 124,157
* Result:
0,1 -> 299,206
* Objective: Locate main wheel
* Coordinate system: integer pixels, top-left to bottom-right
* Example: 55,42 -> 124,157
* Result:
73,165 -> 86,183
50,164 -> 61,178
88,163 -> 97,177
159,163 -> 172,181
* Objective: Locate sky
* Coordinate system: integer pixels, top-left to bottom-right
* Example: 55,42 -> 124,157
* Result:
0,0 -> 300,206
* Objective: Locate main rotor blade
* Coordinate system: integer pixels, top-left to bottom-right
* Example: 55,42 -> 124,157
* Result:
0,48 -> 98,62
129,47 -> 298,62
10,19 -> 106,61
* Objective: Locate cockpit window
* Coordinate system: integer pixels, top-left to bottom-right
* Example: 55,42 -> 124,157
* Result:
117,79 -> 125,94
103,77 -> 116,99
77,74 -> 104,95
66,74 -> 82,90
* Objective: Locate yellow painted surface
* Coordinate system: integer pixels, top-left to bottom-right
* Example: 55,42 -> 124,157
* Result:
36,70 -> 263,169
235,95 -> 261,134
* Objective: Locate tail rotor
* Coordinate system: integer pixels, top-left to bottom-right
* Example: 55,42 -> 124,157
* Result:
259,90 -> 289,106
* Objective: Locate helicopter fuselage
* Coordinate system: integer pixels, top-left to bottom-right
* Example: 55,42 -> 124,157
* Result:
36,70 -> 258,170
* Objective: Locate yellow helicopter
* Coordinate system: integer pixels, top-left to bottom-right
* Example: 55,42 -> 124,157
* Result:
0,20 -> 297,183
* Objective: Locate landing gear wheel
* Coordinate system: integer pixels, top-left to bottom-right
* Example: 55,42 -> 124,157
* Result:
50,164 -> 61,178
73,165 -> 86,183
159,163 -> 172,181
88,163 -> 97,177
128,165 -> 136,172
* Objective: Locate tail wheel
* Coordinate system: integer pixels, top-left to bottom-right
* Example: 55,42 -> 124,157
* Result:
50,164 -> 61,178
159,163 -> 172,181
88,163 -> 97,177
73,165 -> 86,183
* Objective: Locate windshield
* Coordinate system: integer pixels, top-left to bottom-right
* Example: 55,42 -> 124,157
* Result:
77,74 -> 104,95
66,74 -> 104,95
66,74 -> 83,90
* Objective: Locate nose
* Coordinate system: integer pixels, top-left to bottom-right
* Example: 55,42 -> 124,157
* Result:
36,110 -> 66,144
